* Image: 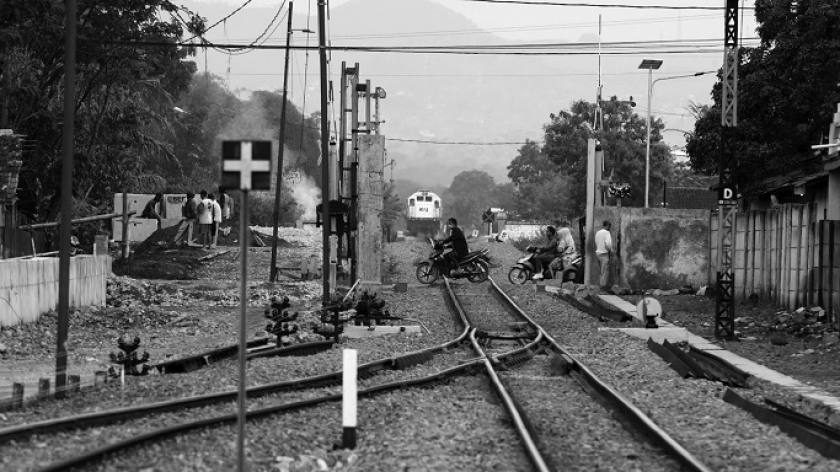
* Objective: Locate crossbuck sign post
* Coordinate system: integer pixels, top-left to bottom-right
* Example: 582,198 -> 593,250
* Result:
222,140 -> 272,472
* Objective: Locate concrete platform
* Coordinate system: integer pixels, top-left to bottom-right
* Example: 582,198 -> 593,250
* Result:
343,325 -> 421,338
599,297 -> 840,418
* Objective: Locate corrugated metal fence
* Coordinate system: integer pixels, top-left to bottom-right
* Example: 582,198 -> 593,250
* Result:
710,204 -> 839,323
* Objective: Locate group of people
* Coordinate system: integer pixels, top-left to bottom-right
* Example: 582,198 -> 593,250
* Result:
141,190 -> 234,249
532,219 -> 613,288
438,217 -> 612,288
529,219 -> 578,280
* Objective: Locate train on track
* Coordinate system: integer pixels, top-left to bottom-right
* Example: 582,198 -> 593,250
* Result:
406,189 -> 442,237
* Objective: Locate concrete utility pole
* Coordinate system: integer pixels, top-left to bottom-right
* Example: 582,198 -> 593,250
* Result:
56,0 -> 77,400
318,0 -> 330,303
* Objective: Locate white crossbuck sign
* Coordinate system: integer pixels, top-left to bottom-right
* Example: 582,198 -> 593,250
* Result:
221,140 -> 272,190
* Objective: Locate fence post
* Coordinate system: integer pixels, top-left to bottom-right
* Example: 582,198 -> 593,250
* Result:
12,383 -> 23,409
38,378 -> 50,399
122,191 -> 130,259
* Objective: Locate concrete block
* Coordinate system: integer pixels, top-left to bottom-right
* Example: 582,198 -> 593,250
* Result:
343,325 -> 421,338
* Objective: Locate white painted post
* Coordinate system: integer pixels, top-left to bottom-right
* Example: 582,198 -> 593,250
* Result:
342,348 -> 358,449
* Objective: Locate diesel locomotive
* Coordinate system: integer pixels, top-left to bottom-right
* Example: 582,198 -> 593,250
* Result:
406,189 -> 442,237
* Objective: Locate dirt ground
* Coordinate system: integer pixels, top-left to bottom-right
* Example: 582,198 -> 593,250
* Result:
625,293 -> 840,397
113,225 -> 306,280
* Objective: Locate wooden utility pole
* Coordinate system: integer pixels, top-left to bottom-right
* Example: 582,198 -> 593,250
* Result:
270,0 -> 296,283
56,0 -> 78,400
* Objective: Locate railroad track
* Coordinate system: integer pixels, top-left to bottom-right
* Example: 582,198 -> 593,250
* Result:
448,278 -> 712,472
0,275 -> 712,471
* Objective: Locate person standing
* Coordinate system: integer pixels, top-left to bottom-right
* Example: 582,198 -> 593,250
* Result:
173,191 -> 197,245
209,193 -> 223,248
595,220 -> 613,289
197,190 -> 213,249
219,188 -> 234,221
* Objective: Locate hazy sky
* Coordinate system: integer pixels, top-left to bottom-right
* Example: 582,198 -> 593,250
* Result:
184,0 -> 760,183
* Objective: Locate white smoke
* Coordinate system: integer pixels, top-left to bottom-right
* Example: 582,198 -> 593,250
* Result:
291,174 -> 321,220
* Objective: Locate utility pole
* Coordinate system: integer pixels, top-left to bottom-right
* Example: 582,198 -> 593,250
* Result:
270,0 -> 295,283
318,0 -> 330,303
715,0 -> 740,340
56,0 -> 77,400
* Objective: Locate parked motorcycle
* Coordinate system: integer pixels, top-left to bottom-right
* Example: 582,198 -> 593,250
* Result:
416,240 -> 490,284
508,246 -> 582,285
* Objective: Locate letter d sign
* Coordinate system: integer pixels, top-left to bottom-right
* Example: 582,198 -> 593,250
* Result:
718,186 -> 736,205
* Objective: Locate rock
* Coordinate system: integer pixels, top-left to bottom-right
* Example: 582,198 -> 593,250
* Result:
0,342 -> 6,354
823,332 -> 839,345
701,322 -> 711,327
696,286 -> 707,297
802,349 -> 816,355
770,336 -> 789,346
610,285 -> 629,295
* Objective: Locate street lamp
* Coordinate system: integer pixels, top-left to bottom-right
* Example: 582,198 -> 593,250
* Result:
639,61 -> 716,207
638,59 -> 662,208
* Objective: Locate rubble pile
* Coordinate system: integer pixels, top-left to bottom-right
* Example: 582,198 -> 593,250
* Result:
737,306 -> 834,340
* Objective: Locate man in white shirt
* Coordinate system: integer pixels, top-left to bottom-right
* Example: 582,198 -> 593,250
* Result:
209,194 -> 223,248
197,190 -> 214,249
594,220 -> 613,288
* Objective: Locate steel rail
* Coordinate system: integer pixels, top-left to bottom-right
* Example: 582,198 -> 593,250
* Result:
443,278 -> 554,472
28,278 -> 538,471
489,277 -> 715,472
0,321 -> 472,444
35,359 -> 486,472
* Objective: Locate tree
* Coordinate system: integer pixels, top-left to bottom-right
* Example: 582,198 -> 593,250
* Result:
686,0 -> 840,194
444,170 -> 497,230
509,97 -> 671,216
380,183 -> 403,239
0,1 -> 204,220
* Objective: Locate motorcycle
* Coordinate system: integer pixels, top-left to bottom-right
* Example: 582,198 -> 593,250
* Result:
508,246 -> 582,285
416,240 -> 490,284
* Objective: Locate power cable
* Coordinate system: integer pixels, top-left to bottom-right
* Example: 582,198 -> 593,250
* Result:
387,138 -> 528,145
460,0 -> 737,10
185,0 -> 257,42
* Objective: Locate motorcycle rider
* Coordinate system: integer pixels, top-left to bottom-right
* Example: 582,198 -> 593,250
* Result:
441,217 -> 468,275
531,225 -> 560,280
551,219 -> 578,275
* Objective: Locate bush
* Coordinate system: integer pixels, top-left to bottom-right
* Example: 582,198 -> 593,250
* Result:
248,192 -> 304,227
509,234 -> 544,253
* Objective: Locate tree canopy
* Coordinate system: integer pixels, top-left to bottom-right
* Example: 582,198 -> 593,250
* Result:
507,97 -> 671,218
686,0 -> 840,194
1,0 -> 205,220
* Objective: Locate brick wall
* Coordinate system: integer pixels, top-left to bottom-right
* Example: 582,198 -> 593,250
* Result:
356,135 -> 384,285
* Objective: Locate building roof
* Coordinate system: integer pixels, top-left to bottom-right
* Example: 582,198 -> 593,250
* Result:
666,187 -> 718,210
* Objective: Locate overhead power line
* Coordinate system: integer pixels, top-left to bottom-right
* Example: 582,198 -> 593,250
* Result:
461,0 -> 735,10
388,138 -> 528,145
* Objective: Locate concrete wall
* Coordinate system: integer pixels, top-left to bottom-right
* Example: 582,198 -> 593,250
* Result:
356,135 -> 384,286
0,255 -> 112,327
590,207 -> 710,290
111,193 -> 185,242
